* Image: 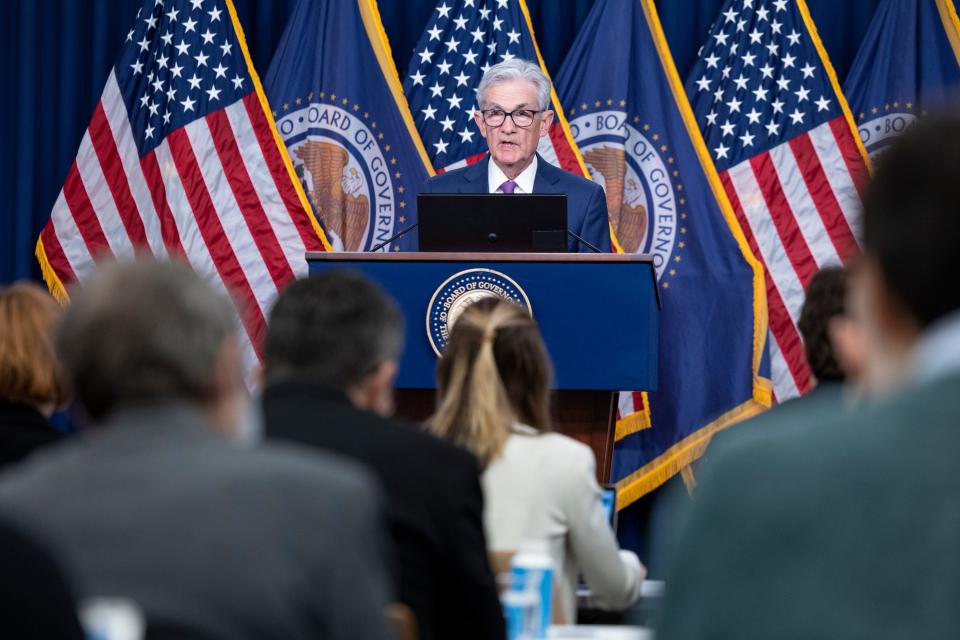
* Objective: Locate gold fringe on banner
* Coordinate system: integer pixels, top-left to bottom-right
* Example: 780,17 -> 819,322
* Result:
34,238 -> 69,304
615,397 -> 766,509
680,464 -> 697,494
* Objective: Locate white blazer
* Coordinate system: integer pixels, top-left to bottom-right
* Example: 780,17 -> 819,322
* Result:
481,425 -> 645,623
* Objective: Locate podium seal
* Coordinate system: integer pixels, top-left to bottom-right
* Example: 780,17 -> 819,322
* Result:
427,268 -> 531,356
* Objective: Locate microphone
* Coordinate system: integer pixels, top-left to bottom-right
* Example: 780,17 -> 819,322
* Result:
370,223 -> 419,253
567,229 -> 603,254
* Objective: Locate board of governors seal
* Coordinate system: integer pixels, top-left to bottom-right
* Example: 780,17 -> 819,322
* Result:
275,101 -> 398,251
427,269 -> 532,356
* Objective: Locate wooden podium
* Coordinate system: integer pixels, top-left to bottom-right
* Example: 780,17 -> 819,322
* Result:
306,252 -> 659,482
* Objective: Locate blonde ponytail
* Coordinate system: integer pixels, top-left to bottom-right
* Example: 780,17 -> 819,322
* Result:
430,301 -> 530,468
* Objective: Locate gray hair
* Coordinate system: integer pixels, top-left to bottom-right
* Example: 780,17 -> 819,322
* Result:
57,259 -> 238,421
264,270 -> 404,390
476,58 -> 552,111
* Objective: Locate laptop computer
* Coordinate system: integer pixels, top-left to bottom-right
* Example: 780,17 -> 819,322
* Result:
599,484 -> 619,531
577,485 -> 620,598
417,193 -> 568,252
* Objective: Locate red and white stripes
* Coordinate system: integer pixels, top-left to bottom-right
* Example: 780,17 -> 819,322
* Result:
720,116 -> 867,400
39,70 -> 325,370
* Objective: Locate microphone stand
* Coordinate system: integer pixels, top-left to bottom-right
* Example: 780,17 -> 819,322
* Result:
370,223 -> 419,253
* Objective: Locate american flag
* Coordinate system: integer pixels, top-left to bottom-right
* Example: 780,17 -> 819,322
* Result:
687,0 -> 869,401
36,0 -> 327,374
403,0 -> 587,175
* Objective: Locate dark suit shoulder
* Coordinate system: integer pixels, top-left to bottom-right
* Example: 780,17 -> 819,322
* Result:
424,162 -> 470,184
390,417 -> 477,467
262,386 -> 480,486
333,410 -> 480,486
535,156 -> 599,191
242,439 -> 378,492
421,158 -> 486,193
0,403 -> 64,469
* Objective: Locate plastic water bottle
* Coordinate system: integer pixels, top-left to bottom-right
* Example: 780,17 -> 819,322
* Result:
510,540 -> 554,638
501,587 -> 539,640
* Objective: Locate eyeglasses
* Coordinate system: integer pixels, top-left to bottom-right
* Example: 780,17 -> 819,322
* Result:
480,108 -> 544,128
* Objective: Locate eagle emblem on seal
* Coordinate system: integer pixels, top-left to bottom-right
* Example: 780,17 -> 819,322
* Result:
294,141 -> 370,251
582,146 -> 648,253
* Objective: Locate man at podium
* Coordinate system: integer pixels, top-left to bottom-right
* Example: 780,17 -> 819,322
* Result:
420,59 -> 612,253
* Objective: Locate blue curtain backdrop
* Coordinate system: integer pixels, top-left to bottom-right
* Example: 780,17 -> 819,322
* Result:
0,0 -> 882,285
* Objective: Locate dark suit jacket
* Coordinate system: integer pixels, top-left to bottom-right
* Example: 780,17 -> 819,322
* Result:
420,153 -> 612,252
0,402 -> 65,468
0,515 -> 84,639
658,374 -> 960,639
262,381 -> 505,640
0,401 -> 392,640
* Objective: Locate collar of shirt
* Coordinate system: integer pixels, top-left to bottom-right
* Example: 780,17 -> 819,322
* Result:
487,155 -> 538,194
510,422 -> 540,436
911,309 -> 960,385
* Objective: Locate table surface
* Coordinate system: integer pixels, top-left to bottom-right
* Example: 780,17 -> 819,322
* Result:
548,626 -> 653,639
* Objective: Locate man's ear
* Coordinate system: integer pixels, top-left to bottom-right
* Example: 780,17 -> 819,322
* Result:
865,259 -> 920,342
212,336 -> 245,397
847,257 -> 923,394
373,359 -> 398,385
828,315 -> 866,383
474,109 -> 487,137
539,109 -> 555,138
351,360 -> 399,416
207,335 -> 248,436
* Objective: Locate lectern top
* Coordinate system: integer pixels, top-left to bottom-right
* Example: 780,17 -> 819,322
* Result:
305,251 -> 655,264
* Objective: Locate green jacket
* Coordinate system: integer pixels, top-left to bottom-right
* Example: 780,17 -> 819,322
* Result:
658,374 -> 960,639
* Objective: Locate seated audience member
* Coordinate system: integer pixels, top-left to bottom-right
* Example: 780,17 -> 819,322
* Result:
0,260 -> 392,640
261,270 -> 505,640
0,283 -> 69,467
657,115 -> 960,639
798,265 -> 868,393
709,265 -> 864,445
430,298 -> 645,623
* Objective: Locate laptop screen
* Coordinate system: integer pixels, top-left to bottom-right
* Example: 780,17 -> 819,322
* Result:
600,485 -> 618,530
417,193 -> 568,252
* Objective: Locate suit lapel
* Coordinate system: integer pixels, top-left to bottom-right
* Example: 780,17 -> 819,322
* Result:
532,154 -> 561,193
460,155 -> 490,193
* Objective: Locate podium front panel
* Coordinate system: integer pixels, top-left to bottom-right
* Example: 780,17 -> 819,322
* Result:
306,253 -> 658,391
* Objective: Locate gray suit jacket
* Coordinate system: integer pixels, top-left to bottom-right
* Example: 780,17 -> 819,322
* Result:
0,402 -> 393,640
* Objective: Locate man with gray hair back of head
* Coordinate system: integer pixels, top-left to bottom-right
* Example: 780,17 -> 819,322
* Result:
0,259 -> 394,640
56,259 -> 241,427
420,58 -> 612,252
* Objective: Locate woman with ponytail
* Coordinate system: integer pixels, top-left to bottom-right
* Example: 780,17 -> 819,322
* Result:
431,298 -> 645,623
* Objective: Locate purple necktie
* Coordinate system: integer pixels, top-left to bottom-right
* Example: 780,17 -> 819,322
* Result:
499,179 -> 517,194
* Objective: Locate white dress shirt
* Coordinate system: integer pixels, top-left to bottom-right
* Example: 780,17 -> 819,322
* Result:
481,424 -> 644,623
487,155 -> 538,193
